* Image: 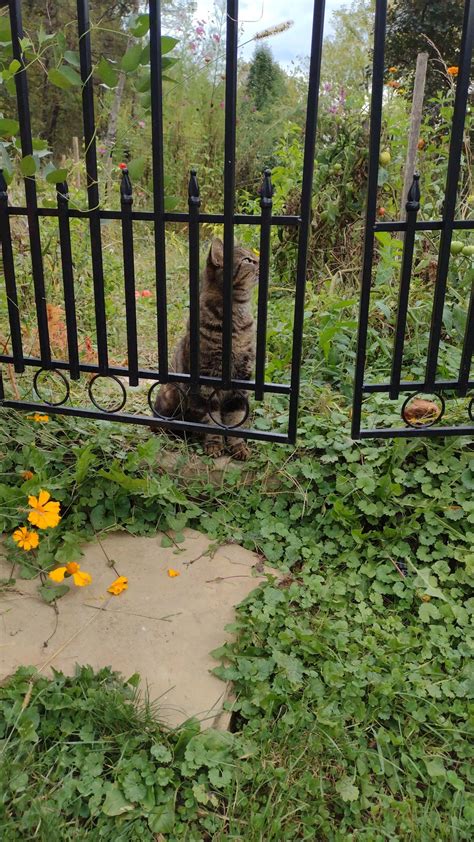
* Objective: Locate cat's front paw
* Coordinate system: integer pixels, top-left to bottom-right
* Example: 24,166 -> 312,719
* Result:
205,440 -> 225,458
228,440 -> 251,461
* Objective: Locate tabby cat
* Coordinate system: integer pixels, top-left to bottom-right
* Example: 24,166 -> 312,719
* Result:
153,238 -> 258,460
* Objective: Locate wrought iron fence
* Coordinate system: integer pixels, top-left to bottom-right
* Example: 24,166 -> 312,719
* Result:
352,0 -> 474,439
0,0 -> 325,444
0,0 -> 473,444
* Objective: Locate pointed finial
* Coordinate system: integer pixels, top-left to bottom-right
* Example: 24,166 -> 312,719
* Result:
120,166 -> 133,204
406,172 -> 420,212
188,169 -> 201,206
259,168 -> 274,208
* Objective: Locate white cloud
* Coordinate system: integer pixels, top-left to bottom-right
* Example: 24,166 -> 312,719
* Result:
194,0 -> 342,66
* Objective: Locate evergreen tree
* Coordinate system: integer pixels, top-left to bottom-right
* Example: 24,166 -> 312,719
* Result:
246,45 -> 284,112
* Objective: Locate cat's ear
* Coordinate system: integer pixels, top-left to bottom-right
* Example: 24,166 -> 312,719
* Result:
208,238 -> 224,268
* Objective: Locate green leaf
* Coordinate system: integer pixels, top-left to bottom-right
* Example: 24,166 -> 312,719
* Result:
20,155 -> 36,177
39,583 -> 69,603
63,50 -> 81,69
102,784 -> 134,816
130,13 -> 150,37
161,36 -> 179,54
8,59 -> 21,75
0,118 -> 19,137
74,445 -> 97,482
45,168 -> 68,184
418,602 -> 441,623
425,758 -> 446,779
58,65 -> 82,86
335,777 -> 359,802
135,73 -> 151,93
48,67 -> 74,90
148,803 -> 175,833
127,157 -> 145,180
97,57 -> 118,88
161,535 -> 173,548
121,44 -> 143,73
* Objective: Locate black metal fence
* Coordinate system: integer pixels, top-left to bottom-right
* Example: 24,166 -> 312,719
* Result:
0,0 -> 473,444
0,0 -> 325,445
352,0 -> 474,439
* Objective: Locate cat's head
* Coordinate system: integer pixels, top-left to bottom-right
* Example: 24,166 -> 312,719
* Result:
205,238 -> 259,299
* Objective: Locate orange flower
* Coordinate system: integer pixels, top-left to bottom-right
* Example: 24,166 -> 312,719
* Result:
28,413 -> 49,423
28,490 -> 61,529
386,80 -> 400,88
167,568 -> 180,578
447,66 -> 459,76
49,562 -> 92,587
107,576 -> 128,595
388,66 -> 398,73
21,470 -> 34,481
13,526 -> 39,551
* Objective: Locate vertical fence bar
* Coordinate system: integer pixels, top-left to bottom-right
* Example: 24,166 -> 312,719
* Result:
149,0 -> 168,381
188,170 -> 201,392
255,169 -> 273,401
351,0 -> 387,439
56,182 -> 80,380
0,367 -> 4,401
287,0 -> 326,442
458,276 -> 474,395
0,169 -> 24,372
222,0 -> 239,388
390,174 -> 420,399
425,0 -> 474,390
77,0 -> 108,372
9,0 -> 50,366
120,167 -> 139,386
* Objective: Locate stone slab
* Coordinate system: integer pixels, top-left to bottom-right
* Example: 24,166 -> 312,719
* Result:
0,529 -> 272,729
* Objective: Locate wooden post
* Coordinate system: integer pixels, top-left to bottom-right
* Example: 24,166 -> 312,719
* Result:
72,135 -> 81,188
400,52 -> 428,221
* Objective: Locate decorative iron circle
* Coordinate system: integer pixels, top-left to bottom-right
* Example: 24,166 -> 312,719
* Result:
207,389 -> 250,430
88,374 -> 127,413
469,397 -> 474,423
401,391 -> 445,429
147,381 -> 188,419
33,368 -> 70,407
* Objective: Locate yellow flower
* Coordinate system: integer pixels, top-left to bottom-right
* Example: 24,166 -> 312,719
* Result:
28,413 -> 49,423
447,66 -> 459,76
252,249 -> 260,257
107,576 -> 128,596
13,526 -> 39,551
28,490 -> 61,529
48,561 -> 92,587
22,470 -> 34,481
167,568 -> 180,578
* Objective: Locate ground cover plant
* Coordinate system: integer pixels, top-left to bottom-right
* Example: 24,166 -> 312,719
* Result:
0,0 -> 473,839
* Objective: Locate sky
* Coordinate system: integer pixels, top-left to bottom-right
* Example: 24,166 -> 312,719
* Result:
194,0 -> 341,66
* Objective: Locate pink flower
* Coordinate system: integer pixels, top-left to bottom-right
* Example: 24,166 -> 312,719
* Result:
98,146 -> 106,154
196,26 -> 205,36
213,33 -> 220,42
219,100 -> 225,108
141,289 -> 152,298
189,42 -> 197,51
138,120 -> 145,128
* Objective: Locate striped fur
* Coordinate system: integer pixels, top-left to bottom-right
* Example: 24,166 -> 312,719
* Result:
154,238 -> 258,459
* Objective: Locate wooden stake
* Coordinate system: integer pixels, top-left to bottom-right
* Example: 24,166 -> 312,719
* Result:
72,135 -> 81,189
401,52 -> 428,222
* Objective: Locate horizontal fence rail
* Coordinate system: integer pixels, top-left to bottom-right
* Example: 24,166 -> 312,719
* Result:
352,0 -> 474,439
